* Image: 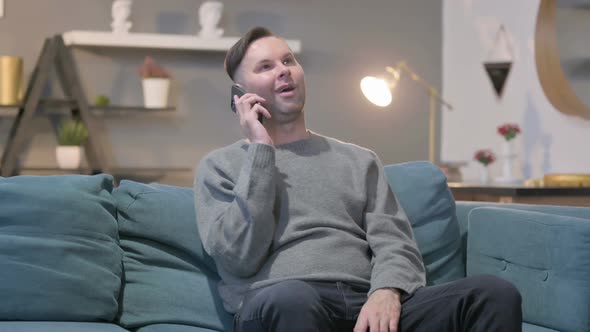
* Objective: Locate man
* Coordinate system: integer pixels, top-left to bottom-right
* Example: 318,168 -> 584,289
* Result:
194,26 -> 522,332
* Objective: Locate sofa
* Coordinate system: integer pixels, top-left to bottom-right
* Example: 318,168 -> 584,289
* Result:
0,161 -> 588,332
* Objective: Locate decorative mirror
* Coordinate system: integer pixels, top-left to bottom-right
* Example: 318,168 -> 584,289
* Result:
535,0 -> 590,120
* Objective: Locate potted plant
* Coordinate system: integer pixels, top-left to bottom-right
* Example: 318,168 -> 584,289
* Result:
496,123 -> 522,183
56,119 -> 89,169
474,149 -> 496,183
138,56 -> 171,108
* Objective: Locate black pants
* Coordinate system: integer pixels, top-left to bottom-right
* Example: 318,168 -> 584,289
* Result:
234,274 -> 522,332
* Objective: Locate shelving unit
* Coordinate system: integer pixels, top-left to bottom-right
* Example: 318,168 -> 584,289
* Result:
62,30 -> 302,53
0,35 -> 178,177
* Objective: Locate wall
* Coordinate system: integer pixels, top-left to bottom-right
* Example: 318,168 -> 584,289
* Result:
0,0 -> 442,185
442,0 -> 590,182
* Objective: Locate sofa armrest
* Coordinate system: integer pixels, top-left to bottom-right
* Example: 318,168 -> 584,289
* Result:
455,202 -> 500,236
456,201 -> 590,239
466,207 -> 590,332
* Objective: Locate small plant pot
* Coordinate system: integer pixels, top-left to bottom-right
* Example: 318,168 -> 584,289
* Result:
56,146 -> 82,169
142,78 -> 170,108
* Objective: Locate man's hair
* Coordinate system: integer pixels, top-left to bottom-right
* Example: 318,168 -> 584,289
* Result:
224,26 -> 275,81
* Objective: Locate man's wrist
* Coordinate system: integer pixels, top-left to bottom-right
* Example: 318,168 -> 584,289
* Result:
386,288 -> 401,298
372,287 -> 401,299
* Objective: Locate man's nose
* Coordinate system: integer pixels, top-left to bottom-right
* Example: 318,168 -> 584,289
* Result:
278,63 -> 291,78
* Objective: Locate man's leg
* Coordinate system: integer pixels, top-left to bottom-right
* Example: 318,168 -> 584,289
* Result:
399,274 -> 522,332
234,280 -> 333,332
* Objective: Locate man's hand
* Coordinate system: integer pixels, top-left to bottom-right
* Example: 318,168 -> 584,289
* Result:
233,93 -> 273,145
354,288 -> 402,332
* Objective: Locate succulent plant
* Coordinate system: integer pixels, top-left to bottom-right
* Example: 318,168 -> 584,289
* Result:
94,95 -> 110,107
57,119 -> 89,146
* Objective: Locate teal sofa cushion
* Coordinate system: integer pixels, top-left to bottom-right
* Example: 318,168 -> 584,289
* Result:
384,162 -> 464,285
0,322 -> 129,332
114,181 -> 233,331
522,323 -> 560,332
136,324 -> 220,332
0,174 -> 122,322
467,207 -> 590,332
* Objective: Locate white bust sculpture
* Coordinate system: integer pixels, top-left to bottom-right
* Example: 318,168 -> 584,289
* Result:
111,0 -> 133,34
198,1 -> 224,38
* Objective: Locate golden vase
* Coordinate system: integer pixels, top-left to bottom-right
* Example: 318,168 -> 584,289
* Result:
0,56 -> 24,105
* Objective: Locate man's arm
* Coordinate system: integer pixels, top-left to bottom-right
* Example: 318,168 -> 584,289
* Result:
194,143 -> 276,277
355,153 -> 426,332
364,153 -> 426,295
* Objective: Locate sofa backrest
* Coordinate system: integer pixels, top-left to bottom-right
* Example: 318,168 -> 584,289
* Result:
0,174 -> 233,331
0,161 -> 464,330
383,161 -> 465,285
0,174 -> 123,322
113,180 -> 233,331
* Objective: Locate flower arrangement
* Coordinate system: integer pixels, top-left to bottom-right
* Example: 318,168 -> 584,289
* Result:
474,149 -> 496,166
497,123 -> 521,141
138,56 -> 170,79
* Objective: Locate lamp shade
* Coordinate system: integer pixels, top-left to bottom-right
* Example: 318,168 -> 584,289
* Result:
360,62 -> 453,164
360,76 -> 392,107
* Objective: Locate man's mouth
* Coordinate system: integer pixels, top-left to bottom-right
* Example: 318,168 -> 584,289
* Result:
276,84 -> 296,97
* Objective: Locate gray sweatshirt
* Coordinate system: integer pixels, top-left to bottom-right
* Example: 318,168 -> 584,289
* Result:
194,131 -> 425,313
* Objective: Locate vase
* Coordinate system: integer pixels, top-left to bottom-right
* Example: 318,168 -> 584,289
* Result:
496,139 -> 520,183
0,56 -> 23,105
479,165 -> 490,184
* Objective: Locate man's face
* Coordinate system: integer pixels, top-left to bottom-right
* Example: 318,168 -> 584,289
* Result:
235,36 -> 306,122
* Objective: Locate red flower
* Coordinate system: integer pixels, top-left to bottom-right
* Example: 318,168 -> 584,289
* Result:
474,149 -> 496,166
497,123 -> 521,141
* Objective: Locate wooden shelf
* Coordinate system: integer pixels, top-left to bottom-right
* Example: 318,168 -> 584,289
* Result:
62,30 -> 302,53
449,181 -> 590,206
90,105 -> 176,115
0,103 -> 21,109
0,98 -> 175,117
448,182 -> 590,196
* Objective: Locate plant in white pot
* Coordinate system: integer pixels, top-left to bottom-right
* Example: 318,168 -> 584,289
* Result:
138,56 -> 171,108
56,119 -> 88,169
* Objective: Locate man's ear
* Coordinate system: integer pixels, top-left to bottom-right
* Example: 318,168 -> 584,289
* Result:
233,76 -> 247,91
232,77 -> 241,87
232,65 -> 247,88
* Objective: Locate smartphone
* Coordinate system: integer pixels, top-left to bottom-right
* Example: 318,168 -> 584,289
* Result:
230,84 -> 263,123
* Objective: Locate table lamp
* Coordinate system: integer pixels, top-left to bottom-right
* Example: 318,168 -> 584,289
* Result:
360,61 -> 453,163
